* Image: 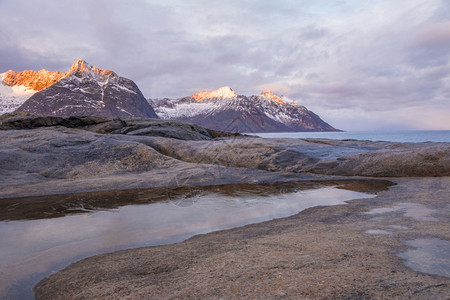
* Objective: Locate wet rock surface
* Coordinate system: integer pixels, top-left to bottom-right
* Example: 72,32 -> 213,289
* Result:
1,114 -> 449,199
0,180 -> 392,221
33,177 -> 450,299
0,114 -> 449,299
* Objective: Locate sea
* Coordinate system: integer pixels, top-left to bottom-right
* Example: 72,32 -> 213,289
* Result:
249,130 -> 450,143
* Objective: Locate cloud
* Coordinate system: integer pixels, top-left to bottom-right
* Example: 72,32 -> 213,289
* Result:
316,105 -> 450,131
0,0 -> 449,129
413,21 -> 450,49
252,83 -> 294,95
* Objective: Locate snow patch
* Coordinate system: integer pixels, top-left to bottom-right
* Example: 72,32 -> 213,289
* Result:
153,93 -> 312,129
116,106 -> 133,116
112,84 -> 137,94
0,81 -> 36,114
281,95 -> 300,105
191,86 -> 237,101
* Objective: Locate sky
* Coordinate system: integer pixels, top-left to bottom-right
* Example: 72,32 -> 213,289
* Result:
0,0 -> 449,131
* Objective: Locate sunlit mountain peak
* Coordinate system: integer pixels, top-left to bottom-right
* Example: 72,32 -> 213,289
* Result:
191,86 -> 238,101
66,59 -> 117,78
258,91 -> 285,104
1,69 -> 64,92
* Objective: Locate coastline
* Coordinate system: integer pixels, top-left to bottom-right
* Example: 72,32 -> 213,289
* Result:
250,130 -> 450,143
0,114 -> 449,298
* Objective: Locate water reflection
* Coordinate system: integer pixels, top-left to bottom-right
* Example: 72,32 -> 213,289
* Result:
364,202 -> 438,222
0,181 -> 386,299
398,238 -> 450,278
0,180 -> 391,221
365,229 -> 392,235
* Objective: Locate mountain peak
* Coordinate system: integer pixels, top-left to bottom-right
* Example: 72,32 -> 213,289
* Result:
16,60 -> 158,119
259,91 -> 285,104
68,59 -> 90,74
1,69 -> 64,92
191,86 -> 238,101
66,59 -> 117,78
153,89 -> 339,132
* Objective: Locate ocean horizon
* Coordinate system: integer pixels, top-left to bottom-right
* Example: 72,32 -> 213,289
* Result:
249,130 -> 450,143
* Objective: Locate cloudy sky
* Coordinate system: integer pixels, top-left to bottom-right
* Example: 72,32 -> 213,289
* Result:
1,0 -> 449,130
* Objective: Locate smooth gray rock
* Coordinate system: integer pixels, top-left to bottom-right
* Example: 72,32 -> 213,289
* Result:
1,114 -> 449,199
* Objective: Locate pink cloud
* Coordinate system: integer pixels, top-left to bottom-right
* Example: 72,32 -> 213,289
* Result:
252,83 -> 294,95
413,21 -> 450,49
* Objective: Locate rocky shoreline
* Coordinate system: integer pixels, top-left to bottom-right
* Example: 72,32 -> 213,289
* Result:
33,177 -> 450,299
1,113 -> 448,200
0,114 -> 449,299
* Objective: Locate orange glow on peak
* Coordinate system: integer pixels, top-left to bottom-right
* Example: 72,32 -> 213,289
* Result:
259,91 -> 285,104
191,86 -> 237,101
66,59 -> 117,77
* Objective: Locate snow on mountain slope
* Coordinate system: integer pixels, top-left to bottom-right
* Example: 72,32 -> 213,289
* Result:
2,59 -> 157,118
0,80 -> 36,114
0,70 -> 64,114
259,91 -> 286,104
191,86 -> 238,101
151,88 -> 339,133
16,59 -> 158,119
2,69 -> 64,90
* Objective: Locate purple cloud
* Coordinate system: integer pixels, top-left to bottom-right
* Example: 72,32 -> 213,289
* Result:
0,0 -> 449,130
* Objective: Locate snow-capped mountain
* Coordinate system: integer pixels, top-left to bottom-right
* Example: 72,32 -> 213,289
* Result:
0,69 -> 64,114
150,86 -> 339,133
16,59 -> 158,118
191,86 -> 238,101
2,62 -> 336,131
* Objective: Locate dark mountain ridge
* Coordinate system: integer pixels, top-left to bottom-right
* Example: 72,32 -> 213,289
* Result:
16,59 -> 158,119
151,87 -> 339,133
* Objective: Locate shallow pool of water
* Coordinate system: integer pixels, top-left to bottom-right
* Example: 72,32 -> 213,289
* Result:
398,238 -> 450,278
365,202 -> 438,222
0,183 -> 375,299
